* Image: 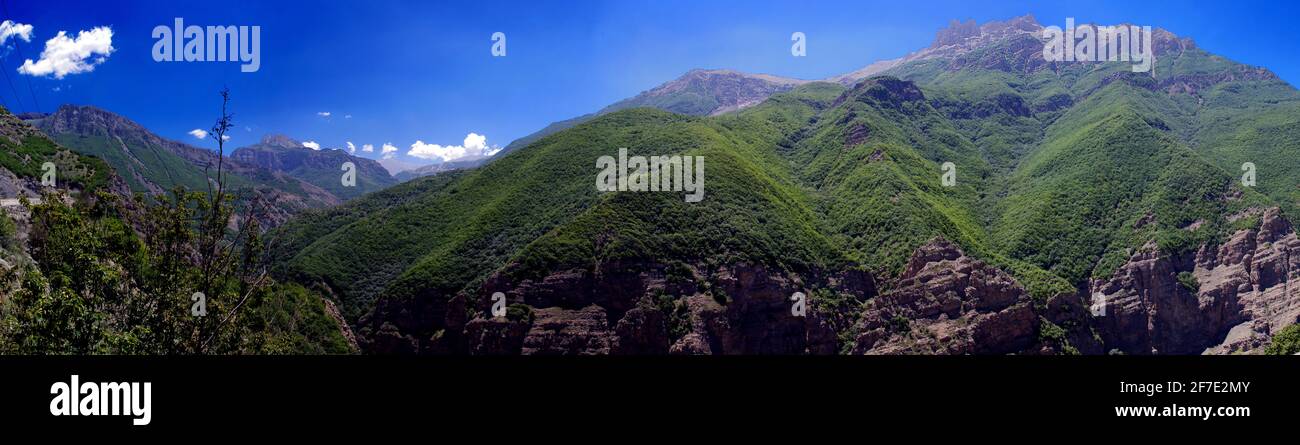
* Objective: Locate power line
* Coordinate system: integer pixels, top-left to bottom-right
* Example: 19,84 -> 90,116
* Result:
0,54 -> 24,113
0,0 -> 38,112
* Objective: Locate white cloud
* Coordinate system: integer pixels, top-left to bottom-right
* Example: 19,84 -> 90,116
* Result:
317,111 -> 331,117
362,143 -> 374,152
407,132 -> 501,162
0,20 -> 33,44
381,143 -> 397,159
221,135 -> 231,141
18,26 -> 114,79
188,129 -> 208,139
302,141 -> 321,150
346,141 -> 356,154
344,114 -> 352,119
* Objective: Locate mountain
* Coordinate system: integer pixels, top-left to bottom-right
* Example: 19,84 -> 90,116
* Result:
2,107 -> 117,198
29,105 -> 221,196
2,104 -> 357,354
395,69 -> 817,180
378,158 -> 420,176
425,69 -> 812,176
273,14 -> 1300,355
232,135 -> 397,200
392,157 -> 486,182
25,105 -> 341,227
2,104 -> 125,283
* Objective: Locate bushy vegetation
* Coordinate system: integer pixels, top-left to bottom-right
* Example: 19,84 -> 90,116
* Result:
1264,324 -> 1300,355
47,133 -> 217,195
0,134 -> 111,192
269,34 -> 1300,355
0,97 -> 353,354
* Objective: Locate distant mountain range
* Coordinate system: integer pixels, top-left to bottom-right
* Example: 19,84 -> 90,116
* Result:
23,105 -> 348,227
269,14 -> 1300,355
232,134 -> 397,200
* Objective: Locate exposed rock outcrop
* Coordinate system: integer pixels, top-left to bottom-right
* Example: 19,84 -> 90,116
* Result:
1092,208 -> 1300,354
849,238 -> 1059,354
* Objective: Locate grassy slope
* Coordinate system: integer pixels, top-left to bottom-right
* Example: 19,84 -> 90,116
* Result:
47,133 -> 215,194
275,85 -> 848,320
0,112 -> 112,193
882,38 -> 1289,289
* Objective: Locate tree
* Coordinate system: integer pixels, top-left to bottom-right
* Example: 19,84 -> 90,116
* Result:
0,89 -> 273,354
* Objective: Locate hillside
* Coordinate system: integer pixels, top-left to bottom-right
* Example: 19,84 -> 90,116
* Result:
232,135 -> 397,200
26,106 -> 342,227
0,105 -> 356,354
263,14 -> 1300,355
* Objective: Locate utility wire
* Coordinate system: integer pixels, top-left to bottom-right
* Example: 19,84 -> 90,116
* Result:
0,0 -> 38,112
0,55 -> 24,113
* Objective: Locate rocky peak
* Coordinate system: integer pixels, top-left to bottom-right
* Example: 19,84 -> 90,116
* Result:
839,76 -> 927,108
259,134 -> 304,150
928,15 -> 1043,50
36,104 -> 151,138
601,68 -> 809,116
932,19 -> 981,48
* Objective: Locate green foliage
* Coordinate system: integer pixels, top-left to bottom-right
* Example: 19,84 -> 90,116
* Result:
241,282 -> 355,354
47,133 -> 217,195
269,35 -> 1300,354
0,188 -> 353,354
1264,324 -> 1300,355
1038,318 -> 1080,355
0,135 -> 111,192
0,211 -> 14,249
1177,271 -> 1200,293
0,95 -> 354,355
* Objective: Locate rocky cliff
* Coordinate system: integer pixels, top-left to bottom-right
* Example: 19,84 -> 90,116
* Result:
1092,208 -> 1300,354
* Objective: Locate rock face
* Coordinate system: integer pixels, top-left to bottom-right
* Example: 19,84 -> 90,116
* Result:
520,306 -> 617,355
849,239 -> 1048,354
1092,208 -> 1300,354
27,105 -> 340,228
364,257 -> 880,355
359,218 -> 1300,356
361,237 -> 1111,355
603,69 -> 809,117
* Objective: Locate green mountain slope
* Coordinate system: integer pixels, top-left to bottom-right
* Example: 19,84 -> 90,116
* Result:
232,135 -> 396,200
25,106 -> 343,227
29,106 -> 217,196
273,84 -> 843,329
270,15 -> 1300,355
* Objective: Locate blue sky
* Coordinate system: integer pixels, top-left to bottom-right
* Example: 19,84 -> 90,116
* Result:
3,0 -> 1299,166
